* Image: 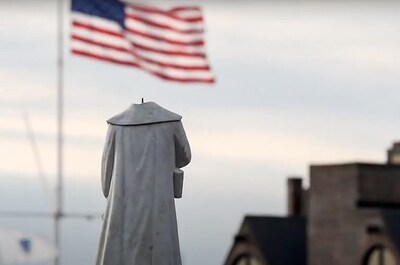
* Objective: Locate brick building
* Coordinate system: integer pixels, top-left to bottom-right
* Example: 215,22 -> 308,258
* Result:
224,144 -> 400,265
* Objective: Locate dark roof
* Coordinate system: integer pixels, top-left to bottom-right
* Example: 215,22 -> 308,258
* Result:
310,162 -> 400,169
382,210 -> 400,252
242,216 -> 306,265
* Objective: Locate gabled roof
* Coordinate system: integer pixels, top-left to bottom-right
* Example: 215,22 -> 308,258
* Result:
239,216 -> 306,265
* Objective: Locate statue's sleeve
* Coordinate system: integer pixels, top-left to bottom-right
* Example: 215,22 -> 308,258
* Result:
101,125 -> 116,198
174,121 -> 191,168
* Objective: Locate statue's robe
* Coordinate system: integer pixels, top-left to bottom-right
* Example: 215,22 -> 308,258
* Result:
96,102 -> 191,265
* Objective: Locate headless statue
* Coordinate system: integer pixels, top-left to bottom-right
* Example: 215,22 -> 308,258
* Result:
96,102 -> 191,265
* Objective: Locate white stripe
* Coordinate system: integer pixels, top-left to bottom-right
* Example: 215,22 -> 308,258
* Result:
71,40 -> 137,63
125,33 -> 205,54
135,49 -> 209,67
139,61 -> 214,79
71,12 -> 122,32
72,27 -> 131,50
71,41 -> 213,79
72,27 -> 205,57
73,39 -> 213,79
125,7 -> 204,31
125,19 -> 203,42
72,38 -> 208,68
172,9 -> 203,20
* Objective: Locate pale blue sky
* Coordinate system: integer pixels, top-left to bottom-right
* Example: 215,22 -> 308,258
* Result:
1,1 -> 400,265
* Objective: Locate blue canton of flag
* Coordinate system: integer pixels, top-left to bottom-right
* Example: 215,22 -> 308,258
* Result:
72,0 -> 125,28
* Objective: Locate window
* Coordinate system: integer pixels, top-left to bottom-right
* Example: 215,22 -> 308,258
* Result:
365,245 -> 396,265
234,255 -> 262,265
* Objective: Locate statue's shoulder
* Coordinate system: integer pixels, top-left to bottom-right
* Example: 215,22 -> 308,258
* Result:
107,102 -> 182,126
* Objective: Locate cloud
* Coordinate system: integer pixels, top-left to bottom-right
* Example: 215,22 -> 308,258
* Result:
206,1 -> 400,83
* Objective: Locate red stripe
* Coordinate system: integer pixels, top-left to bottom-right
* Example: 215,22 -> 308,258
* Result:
151,71 -> 215,83
72,49 -> 138,67
126,14 -> 204,34
125,28 -> 204,46
72,49 -> 214,83
72,21 -> 205,50
127,4 -> 203,23
72,37 -> 210,71
71,35 -> 130,53
169,6 -> 202,13
136,56 -> 210,71
72,21 -> 123,38
131,42 -> 205,58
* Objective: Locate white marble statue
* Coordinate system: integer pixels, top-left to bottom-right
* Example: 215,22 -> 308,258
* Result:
96,102 -> 191,265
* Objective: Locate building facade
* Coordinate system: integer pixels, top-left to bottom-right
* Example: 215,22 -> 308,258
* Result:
224,144 -> 400,265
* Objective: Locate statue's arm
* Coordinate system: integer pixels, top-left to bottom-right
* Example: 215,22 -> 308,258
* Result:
174,121 -> 191,168
101,125 -> 116,198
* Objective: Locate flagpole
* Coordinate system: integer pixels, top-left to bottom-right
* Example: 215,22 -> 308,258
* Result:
56,0 -> 64,264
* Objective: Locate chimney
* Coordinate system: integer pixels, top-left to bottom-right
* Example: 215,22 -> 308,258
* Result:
287,177 -> 303,217
387,142 -> 400,165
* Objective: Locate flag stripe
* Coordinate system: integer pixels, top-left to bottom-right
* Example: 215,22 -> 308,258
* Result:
151,72 -> 214,83
71,41 -> 136,62
126,7 -> 203,29
170,6 -> 202,13
71,0 -> 214,83
71,34 -> 209,67
125,20 -> 204,42
131,43 -> 206,58
125,28 -> 204,46
72,49 -> 138,67
127,4 -> 203,23
137,56 -> 210,71
72,12 -> 121,32
126,34 -> 205,53
172,10 -> 203,20
125,14 -> 204,34
134,49 -> 208,66
73,21 -> 123,38
71,35 -> 130,53
72,35 -> 208,66
73,20 -> 205,48
140,61 -> 214,79
72,39 -> 210,70
72,27 -> 130,49
73,48 -> 214,83
72,21 -> 204,47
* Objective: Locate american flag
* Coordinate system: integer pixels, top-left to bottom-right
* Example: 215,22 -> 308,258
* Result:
71,0 -> 215,83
